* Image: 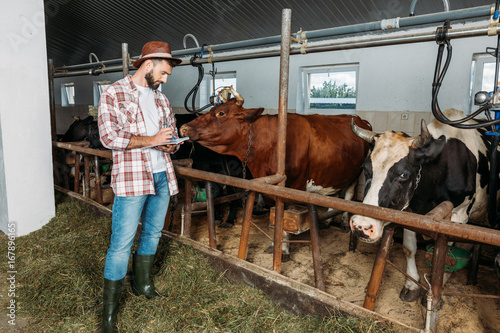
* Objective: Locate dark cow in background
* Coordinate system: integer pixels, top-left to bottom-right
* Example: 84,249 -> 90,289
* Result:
61,115 -> 102,149
350,108 -> 495,302
179,87 -> 372,254
173,114 -> 251,228
54,115 -> 104,188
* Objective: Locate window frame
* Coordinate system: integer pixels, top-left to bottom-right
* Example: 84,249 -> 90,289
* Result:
200,71 -> 237,107
300,63 -> 359,115
468,53 -> 498,114
93,80 -> 110,107
61,82 -> 75,106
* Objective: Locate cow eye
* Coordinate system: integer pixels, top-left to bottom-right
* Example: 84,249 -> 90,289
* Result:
217,111 -> 225,117
400,171 -> 410,180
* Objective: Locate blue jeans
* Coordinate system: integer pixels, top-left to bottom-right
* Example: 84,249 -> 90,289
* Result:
104,172 -> 170,281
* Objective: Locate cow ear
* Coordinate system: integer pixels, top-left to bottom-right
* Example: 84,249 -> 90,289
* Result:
241,108 -> 264,123
412,135 -> 446,164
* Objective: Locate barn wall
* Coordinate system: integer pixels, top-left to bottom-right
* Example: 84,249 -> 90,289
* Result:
0,119 -> 8,231
54,19 -> 493,138
0,0 -> 55,236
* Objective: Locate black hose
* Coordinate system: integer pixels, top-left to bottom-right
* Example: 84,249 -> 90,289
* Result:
430,24 -> 500,128
431,40 -> 500,128
184,45 -> 215,114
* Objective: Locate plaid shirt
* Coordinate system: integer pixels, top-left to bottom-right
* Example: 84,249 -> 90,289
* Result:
98,75 -> 179,197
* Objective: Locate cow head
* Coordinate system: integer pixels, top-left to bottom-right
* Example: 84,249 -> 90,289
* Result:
350,119 -> 446,242
179,87 -> 264,157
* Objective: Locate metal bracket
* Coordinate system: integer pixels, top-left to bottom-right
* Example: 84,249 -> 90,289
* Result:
207,45 -> 214,64
489,4 -> 500,36
435,20 -> 451,45
293,28 -> 308,54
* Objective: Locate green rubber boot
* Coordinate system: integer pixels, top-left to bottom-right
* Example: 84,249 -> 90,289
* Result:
131,253 -> 162,298
102,278 -> 124,333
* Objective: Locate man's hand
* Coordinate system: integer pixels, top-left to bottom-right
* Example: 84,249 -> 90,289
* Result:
153,127 -> 174,145
154,142 -> 182,153
126,127 -> 174,149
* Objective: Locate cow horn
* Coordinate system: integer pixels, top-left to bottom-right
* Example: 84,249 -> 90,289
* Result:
411,119 -> 432,149
218,87 -> 230,104
230,86 -> 244,106
351,118 -> 376,143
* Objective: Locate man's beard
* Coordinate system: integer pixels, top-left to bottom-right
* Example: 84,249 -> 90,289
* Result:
145,71 -> 160,90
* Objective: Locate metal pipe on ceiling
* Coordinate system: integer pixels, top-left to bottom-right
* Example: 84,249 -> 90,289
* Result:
54,65 -> 127,77
181,24 -> 499,65
53,22 -> 499,78
174,5 -> 490,57
53,4 -> 492,76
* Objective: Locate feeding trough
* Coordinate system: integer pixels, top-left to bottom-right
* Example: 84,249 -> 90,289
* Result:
424,245 -> 472,272
269,204 -> 310,234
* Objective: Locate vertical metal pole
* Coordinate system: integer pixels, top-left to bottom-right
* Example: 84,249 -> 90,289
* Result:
238,191 -> 256,260
94,156 -> 102,204
363,224 -> 396,310
205,181 -> 217,248
430,234 -> 447,302
273,8 -> 292,273
84,155 -> 91,198
74,153 -> 81,193
307,203 -> 325,291
428,233 -> 448,332
183,178 -> 193,237
48,59 -> 57,141
467,244 -> 481,285
122,43 -> 129,77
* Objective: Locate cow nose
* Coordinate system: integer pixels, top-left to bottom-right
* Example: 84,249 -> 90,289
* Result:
350,215 -> 375,239
179,124 -> 189,137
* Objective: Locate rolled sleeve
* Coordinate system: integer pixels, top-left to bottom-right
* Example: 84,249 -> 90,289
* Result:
98,91 -> 132,150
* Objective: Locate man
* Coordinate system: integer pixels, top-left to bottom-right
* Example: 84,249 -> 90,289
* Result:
98,41 -> 183,332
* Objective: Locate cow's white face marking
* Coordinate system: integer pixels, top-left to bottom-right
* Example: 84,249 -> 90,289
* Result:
364,132 -> 412,206
351,132 -> 413,241
306,179 -> 340,196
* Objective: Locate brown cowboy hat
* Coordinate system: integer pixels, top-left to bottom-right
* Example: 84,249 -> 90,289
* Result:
133,41 -> 182,68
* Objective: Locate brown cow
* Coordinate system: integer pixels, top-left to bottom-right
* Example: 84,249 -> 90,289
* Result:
179,87 -> 372,253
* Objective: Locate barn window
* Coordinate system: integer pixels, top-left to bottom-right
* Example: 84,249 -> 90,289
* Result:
61,83 -> 75,106
299,64 -> 358,115
200,71 -> 237,107
469,53 -> 498,114
93,80 -> 110,107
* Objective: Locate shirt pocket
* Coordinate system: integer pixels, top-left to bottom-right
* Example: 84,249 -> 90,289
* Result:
118,102 -> 139,133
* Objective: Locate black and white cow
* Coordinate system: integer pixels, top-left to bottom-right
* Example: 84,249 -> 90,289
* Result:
350,108 -> 495,302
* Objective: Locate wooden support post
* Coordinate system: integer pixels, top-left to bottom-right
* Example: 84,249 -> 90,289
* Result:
84,155 -> 90,198
206,181 -> 217,249
184,178 -> 192,237
94,156 -> 102,204
238,191 -> 256,260
307,203 -> 325,291
163,201 -> 172,231
363,224 -> 396,311
273,198 -> 285,272
74,153 -> 81,193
